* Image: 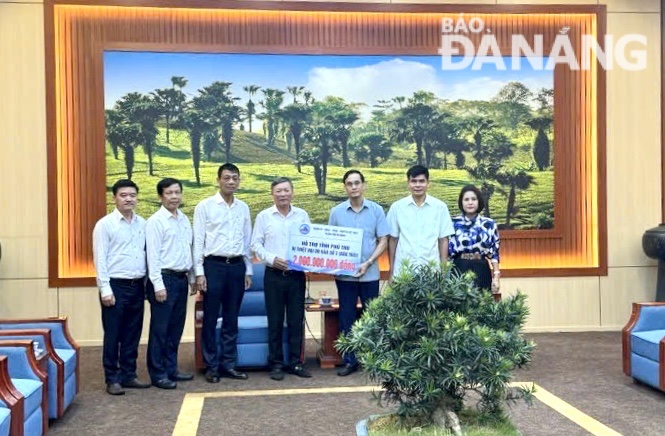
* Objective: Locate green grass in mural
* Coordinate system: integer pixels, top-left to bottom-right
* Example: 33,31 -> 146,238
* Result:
106,128 -> 553,228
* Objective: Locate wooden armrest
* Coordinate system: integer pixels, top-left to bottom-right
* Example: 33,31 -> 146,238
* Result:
0,356 -> 24,436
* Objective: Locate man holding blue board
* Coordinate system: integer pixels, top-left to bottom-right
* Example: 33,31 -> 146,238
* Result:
251,177 -> 313,381
328,170 -> 389,376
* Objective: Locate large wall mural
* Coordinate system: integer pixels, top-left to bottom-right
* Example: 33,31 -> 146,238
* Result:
104,52 -> 554,230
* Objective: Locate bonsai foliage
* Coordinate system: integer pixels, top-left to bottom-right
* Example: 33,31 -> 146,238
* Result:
336,262 -> 536,429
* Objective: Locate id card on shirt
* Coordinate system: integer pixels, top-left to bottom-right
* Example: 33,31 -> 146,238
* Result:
287,224 -> 362,276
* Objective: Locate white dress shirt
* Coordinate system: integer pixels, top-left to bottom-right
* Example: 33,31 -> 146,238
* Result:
146,206 -> 193,292
251,205 -> 311,266
386,194 -> 454,276
192,192 -> 253,276
92,208 -> 147,298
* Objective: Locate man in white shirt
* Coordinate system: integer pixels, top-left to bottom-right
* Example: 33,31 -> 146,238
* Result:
146,178 -> 194,389
193,163 -> 253,384
251,177 -> 312,381
93,179 -> 151,396
387,165 -> 454,277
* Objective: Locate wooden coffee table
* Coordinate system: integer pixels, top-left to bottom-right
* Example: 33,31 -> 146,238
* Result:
306,299 -> 362,369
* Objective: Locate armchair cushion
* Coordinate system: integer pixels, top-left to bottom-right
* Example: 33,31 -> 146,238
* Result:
0,341 -> 48,436
218,315 -> 268,345
195,263 -> 299,370
0,407 -> 9,436
0,356 -> 22,436
631,330 -> 665,362
59,349 -> 76,379
11,379 -> 42,419
622,302 -> 665,392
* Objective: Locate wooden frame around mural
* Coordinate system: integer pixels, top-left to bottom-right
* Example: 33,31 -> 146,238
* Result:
44,0 -> 607,286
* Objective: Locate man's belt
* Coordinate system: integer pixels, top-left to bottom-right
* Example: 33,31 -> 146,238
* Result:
206,255 -> 243,264
110,277 -> 144,285
457,253 -> 484,260
266,266 -> 304,276
161,269 -> 188,277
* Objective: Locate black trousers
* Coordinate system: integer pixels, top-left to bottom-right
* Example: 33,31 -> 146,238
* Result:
146,273 -> 188,382
335,280 -> 379,366
451,258 -> 492,291
264,267 -> 306,370
201,258 -> 246,374
101,278 -> 145,384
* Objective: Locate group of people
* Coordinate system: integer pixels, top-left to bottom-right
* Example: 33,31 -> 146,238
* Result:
92,163 -> 501,396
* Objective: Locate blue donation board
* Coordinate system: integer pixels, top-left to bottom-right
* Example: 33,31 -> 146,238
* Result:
287,224 -> 363,276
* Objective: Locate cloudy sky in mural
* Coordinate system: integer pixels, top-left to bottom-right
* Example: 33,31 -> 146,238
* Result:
104,52 -> 551,123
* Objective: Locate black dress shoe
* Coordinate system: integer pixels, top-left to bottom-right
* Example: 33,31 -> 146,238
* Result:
337,363 -> 358,377
286,364 -> 312,378
205,371 -> 220,383
153,378 -> 177,389
270,369 -> 284,381
106,383 -> 125,396
121,378 -> 151,389
220,368 -> 248,380
169,372 -> 194,382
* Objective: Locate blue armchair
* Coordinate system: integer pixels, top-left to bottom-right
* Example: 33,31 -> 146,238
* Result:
0,340 -> 47,436
0,356 -> 20,436
0,328 -> 70,419
622,302 -> 665,391
195,263 -> 293,370
0,318 -> 79,402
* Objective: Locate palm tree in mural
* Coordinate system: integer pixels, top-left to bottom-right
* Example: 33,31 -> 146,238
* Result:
351,132 -> 393,168
426,111 -> 468,170
301,98 -> 353,194
198,81 -> 243,163
105,109 -> 121,160
322,96 -> 360,168
203,129 -> 221,162
495,167 -> 536,228
392,96 -> 406,109
391,91 -> 438,166
105,108 -> 142,180
115,92 -> 160,176
287,85 -> 305,104
258,88 -> 285,147
303,91 -> 313,106
183,97 -> 209,186
463,117 -> 515,218
243,84 -> 261,133
279,102 -> 312,173
152,75 -> 188,144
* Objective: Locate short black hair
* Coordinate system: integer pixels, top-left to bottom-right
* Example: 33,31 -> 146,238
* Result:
406,165 -> 429,180
271,176 -> 293,190
156,178 -> 182,196
342,170 -> 365,184
218,163 -> 240,179
458,184 -> 485,214
112,179 -> 139,195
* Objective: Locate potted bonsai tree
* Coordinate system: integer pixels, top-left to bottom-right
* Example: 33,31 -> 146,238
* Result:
336,261 -> 536,435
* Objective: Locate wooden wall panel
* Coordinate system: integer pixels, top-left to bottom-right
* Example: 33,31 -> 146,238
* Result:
45,1 -> 607,286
